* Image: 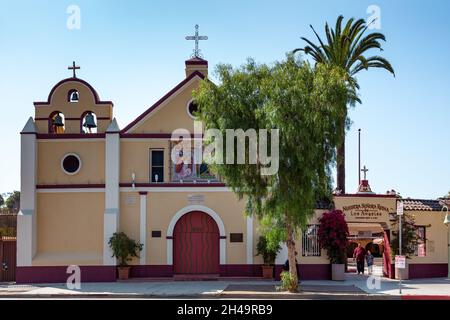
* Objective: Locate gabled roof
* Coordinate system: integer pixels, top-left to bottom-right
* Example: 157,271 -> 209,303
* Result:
121,71 -> 205,133
402,199 -> 445,211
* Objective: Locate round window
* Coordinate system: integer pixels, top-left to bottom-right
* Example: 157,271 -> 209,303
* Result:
187,100 -> 199,118
61,154 -> 81,175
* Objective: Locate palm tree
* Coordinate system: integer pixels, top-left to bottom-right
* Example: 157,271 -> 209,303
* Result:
294,15 -> 395,193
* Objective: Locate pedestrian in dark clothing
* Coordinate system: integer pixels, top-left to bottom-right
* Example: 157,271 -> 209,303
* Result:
353,244 -> 366,275
282,251 -> 299,280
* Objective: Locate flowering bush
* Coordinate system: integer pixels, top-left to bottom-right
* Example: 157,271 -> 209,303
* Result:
317,210 -> 349,264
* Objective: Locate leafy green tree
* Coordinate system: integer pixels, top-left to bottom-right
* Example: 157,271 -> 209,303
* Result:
294,15 -> 395,193
0,194 -> 4,207
6,191 -> 20,212
194,55 -> 348,291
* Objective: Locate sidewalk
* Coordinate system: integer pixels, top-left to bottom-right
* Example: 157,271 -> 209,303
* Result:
0,275 -> 449,299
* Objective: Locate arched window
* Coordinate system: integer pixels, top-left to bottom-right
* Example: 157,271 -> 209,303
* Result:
68,89 -> 79,102
81,111 -> 97,134
49,111 -> 65,134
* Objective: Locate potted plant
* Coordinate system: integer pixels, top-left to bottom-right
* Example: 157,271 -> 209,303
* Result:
318,210 -> 349,281
256,235 -> 281,279
390,212 -> 429,280
108,232 -> 143,280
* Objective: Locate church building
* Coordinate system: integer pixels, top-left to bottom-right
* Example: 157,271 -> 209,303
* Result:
16,34 -> 449,283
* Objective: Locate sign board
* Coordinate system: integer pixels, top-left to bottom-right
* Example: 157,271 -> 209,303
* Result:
395,255 -> 406,269
397,202 -> 404,216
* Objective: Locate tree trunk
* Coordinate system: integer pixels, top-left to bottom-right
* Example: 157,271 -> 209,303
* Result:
337,115 -> 346,194
286,223 -> 299,292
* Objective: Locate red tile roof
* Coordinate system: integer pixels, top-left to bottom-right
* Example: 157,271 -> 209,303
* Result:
402,199 -> 446,211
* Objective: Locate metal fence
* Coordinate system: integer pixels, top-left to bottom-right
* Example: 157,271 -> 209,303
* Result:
302,225 -> 321,257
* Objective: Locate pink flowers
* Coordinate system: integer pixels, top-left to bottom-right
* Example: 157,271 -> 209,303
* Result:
317,210 -> 349,264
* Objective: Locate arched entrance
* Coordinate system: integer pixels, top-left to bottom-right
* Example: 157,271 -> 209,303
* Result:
173,211 -> 220,274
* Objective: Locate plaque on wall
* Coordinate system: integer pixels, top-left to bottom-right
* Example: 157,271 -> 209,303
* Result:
230,233 -> 243,243
188,194 -> 205,204
152,231 -> 162,238
125,195 -> 137,206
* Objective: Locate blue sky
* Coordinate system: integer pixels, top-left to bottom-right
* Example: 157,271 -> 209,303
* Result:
0,0 -> 449,199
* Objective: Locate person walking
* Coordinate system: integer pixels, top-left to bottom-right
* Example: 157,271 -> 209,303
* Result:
366,250 -> 374,275
353,244 -> 366,275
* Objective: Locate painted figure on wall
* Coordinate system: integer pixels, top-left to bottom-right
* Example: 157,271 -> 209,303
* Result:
172,137 -> 194,181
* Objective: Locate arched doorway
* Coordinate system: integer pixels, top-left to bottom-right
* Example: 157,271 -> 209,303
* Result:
173,211 -> 220,274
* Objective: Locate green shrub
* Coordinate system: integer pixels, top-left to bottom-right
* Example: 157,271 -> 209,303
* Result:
108,232 -> 143,267
277,271 -> 298,292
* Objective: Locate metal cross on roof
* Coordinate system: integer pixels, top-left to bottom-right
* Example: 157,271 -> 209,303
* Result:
185,24 -> 208,58
361,165 -> 369,180
68,61 -> 80,78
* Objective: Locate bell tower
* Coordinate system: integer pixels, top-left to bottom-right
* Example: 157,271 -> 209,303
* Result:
33,62 -> 113,134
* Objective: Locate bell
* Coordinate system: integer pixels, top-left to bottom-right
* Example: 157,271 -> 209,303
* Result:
444,213 -> 450,226
70,91 -> 79,101
83,112 -> 97,128
53,113 -> 64,127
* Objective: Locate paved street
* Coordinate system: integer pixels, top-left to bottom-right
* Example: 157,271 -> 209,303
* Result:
1,274 -> 449,299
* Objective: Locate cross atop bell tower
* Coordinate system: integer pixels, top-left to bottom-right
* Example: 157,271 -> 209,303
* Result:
185,24 -> 208,58
68,61 -> 80,78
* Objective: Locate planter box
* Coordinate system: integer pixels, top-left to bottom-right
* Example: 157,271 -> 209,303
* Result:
262,265 -> 274,279
117,266 -> 131,280
331,264 -> 345,281
395,261 -> 409,280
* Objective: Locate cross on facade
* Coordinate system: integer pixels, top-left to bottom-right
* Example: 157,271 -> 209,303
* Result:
68,61 -> 80,78
361,165 -> 369,180
185,24 -> 208,58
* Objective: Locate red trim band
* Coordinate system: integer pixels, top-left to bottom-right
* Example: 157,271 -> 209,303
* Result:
120,182 -> 225,188
36,184 -> 105,189
36,133 -> 105,139
120,133 -> 204,139
335,194 -> 398,198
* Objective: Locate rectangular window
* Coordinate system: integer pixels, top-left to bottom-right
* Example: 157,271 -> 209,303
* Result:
150,150 -> 164,183
415,226 -> 426,256
302,225 -> 321,257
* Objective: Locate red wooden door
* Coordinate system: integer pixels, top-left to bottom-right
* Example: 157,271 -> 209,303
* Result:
0,237 -> 16,282
173,211 -> 219,274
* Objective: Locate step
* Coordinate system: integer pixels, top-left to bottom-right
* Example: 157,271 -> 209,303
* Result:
173,274 -> 220,281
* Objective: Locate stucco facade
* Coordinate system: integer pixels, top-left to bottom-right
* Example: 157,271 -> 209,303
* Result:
16,58 -> 449,283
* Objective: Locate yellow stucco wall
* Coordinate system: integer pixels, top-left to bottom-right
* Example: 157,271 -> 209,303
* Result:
120,140 -> 170,183
119,191 -> 248,265
37,141 -> 105,185
406,210 -> 448,264
129,79 -> 201,134
34,193 -> 104,266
